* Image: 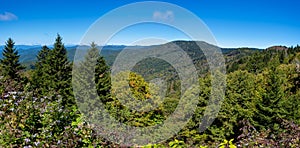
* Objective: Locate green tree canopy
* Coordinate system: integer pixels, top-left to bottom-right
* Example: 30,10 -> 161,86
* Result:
0,38 -> 25,80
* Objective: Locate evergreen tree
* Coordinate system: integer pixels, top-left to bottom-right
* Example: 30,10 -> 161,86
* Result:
49,34 -> 73,105
95,47 -> 112,103
37,45 -> 51,63
73,42 -> 111,114
255,68 -> 284,130
50,34 -> 72,91
0,38 -> 25,80
32,45 -> 51,93
32,35 -> 73,106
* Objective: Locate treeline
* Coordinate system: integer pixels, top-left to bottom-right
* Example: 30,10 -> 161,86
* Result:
0,35 -> 299,147
0,35 -> 109,147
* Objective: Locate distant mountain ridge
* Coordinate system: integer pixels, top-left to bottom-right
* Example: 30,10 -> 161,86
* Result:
0,45 -> 130,64
0,41 -> 262,70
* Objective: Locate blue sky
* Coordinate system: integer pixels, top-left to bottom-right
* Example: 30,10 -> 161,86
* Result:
0,0 -> 299,48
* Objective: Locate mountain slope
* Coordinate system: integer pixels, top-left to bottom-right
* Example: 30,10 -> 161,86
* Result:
0,41 -> 259,72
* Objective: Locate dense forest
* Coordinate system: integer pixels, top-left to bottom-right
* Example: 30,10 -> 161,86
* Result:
0,35 -> 299,147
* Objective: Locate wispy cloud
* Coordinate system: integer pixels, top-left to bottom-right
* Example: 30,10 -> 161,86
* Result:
152,10 -> 174,22
0,12 -> 18,21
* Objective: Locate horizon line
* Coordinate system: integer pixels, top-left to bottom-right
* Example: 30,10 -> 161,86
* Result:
0,40 -> 296,49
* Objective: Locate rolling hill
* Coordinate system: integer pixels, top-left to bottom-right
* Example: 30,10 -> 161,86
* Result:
0,41 -> 260,73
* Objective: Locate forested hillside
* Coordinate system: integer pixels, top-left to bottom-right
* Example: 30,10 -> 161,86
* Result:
0,35 -> 299,147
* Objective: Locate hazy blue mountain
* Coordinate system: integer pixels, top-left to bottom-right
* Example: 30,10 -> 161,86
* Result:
0,45 -> 42,50
0,41 -> 260,71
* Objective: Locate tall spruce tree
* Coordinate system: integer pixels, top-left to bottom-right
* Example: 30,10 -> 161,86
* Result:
73,42 -> 111,116
49,34 -> 73,106
0,38 -> 24,80
74,43 -> 111,102
37,45 -> 51,64
50,34 -> 71,88
255,68 -> 284,131
33,35 -> 73,106
32,45 -> 51,94
95,47 -> 112,103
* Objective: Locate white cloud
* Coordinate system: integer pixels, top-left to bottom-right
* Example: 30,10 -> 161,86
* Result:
0,12 -> 18,21
152,10 -> 174,22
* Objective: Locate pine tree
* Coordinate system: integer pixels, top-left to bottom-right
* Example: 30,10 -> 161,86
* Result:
49,34 -> 73,105
255,68 -> 284,131
73,42 -> 112,119
95,48 -> 112,103
32,45 -> 51,94
73,43 -> 111,109
50,34 -> 72,89
32,35 -> 73,106
37,45 -> 51,63
0,38 -> 25,80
